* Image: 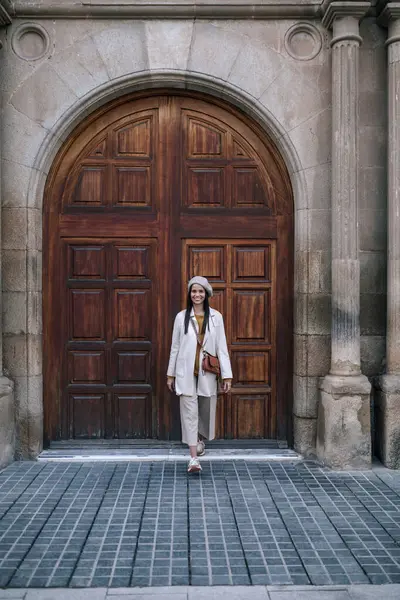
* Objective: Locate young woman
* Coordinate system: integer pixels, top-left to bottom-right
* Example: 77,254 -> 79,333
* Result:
167,276 -> 233,473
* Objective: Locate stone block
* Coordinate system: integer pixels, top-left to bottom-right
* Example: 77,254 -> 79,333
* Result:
359,90 -> 386,128
297,293 -> 332,336
48,20 -> 108,55
92,22 -> 149,80
294,211 -> 309,254
26,590 -> 107,600
287,108 -> 331,171
0,377 -> 15,468
360,293 -> 386,336
309,250 -> 331,294
2,292 -> 27,335
359,209 -> 386,252
50,35 -> 109,98
189,22 -> 245,82
309,209 -> 331,251
13,375 -> 28,459
2,105 -> 48,169
27,376 -> 43,458
2,250 -> 27,292
302,162 -> 331,210
359,166 -> 386,211
361,335 -> 386,377
145,20 -> 193,71
27,251 -> 42,293
3,334 -> 27,377
228,38 -> 284,100
294,251 -> 308,294
317,374 -> 371,469
1,159 -> 32,208
27,292 -> 42,336
27,208 -> 42,251
294,250 -> 331,294
188,587 -> 268,600
12,374 -> 42,459
0,36 -> 40,103
375,375 -> 400,469
359,49 -> 386,92
208,20 -> 284,53
360,18 -> 387,50
10,63 -> 77,130
349,584 -> 400,600
2,208 -> 28,251
293,415 -> 317,457
294,293 -> 308,335
27,335 -> 42,377
360,251 -> 386,294
293,375 -> 319,418
294,334 -> 331,377
260,63 -> 330,133
359,125 -> 386,168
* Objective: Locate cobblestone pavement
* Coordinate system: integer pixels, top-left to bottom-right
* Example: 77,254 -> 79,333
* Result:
0,461 -> 400,590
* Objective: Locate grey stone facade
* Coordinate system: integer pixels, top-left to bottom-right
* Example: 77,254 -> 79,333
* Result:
0,0 -> 397,468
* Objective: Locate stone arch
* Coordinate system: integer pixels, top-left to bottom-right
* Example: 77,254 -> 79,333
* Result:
7,70 -> 313,456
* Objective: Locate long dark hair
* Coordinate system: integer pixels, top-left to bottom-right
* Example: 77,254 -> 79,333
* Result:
184,285 -> 210,334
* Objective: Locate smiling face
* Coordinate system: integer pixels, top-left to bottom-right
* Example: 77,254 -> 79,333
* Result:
190,284 -> 206,307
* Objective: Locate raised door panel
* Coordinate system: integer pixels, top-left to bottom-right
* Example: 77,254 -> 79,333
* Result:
232,290 -> 270,345
114,290 -> 151,341
69,290 -> 106,340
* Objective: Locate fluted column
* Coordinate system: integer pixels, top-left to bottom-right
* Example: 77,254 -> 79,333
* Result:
0,7 -> 15,468
376,3 -> 400,468
317,1 -> 371,469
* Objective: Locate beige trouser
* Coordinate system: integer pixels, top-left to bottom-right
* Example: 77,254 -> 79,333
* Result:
180,376 -> 217,446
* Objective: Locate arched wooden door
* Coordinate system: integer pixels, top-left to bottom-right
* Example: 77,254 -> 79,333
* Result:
44,92 -> 293,444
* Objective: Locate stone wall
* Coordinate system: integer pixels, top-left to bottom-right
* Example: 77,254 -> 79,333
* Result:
0,10 -> 388,458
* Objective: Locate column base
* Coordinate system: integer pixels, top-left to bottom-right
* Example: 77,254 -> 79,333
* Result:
317,374 -> 371,469
0,376 -> 15,468
375,375 -> 400,469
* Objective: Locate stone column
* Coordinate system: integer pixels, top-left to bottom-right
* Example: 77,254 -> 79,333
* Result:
375,3 -> 400,468
317,1 -> 372,469
0,9 -> 15,467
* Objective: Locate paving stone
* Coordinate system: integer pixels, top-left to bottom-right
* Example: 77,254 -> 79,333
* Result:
348,585 -> 400,599
25,590 -> 107,599
269,591 -> 351,600
188,586 -> 269,599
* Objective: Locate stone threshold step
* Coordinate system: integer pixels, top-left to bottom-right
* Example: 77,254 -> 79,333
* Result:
38,448 -> 301,462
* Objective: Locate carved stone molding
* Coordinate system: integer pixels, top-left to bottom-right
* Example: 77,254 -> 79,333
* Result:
378,1 -> 400,27
0,0 -> 11,26
322,1 -> 372,29
5,1 -> 323,20
284,22 -> 323,60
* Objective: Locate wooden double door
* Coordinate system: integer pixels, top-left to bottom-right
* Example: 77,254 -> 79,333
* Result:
44,93 -> 293,443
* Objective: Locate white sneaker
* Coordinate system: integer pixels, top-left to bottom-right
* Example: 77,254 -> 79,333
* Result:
197,440 -> 205,456
187,457 -> 202,473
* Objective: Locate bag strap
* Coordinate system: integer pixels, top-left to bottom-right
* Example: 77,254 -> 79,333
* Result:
190,318 -> 204,348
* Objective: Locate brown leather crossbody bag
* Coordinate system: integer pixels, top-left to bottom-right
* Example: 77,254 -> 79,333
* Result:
190,319 -> 221,376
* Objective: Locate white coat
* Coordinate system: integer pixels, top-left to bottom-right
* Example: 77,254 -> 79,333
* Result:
167,308 -> 233,398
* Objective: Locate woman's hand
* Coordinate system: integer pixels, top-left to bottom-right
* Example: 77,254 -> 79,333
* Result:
167,376 -> 175,392
222,379 -> 232,393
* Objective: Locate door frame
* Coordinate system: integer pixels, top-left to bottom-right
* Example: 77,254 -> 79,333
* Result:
43,89 -> 294,446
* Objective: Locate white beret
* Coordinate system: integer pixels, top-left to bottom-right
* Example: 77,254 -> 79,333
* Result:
188,276 -> 213,298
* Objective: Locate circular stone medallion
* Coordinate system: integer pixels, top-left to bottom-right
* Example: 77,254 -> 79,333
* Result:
12,23 -> 50,61
284,23 -> 322,61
